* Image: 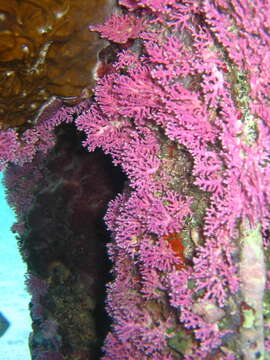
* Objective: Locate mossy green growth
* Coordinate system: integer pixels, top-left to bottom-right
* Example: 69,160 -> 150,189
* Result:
230,67 -> 258,145
242,112 -> 258,145
187,279 -> 196,290
242,308 -> 255,328
167,329 -> 193,355
263,283 -> 270,338
241,223 -> 262,257
264,287 -> 270,316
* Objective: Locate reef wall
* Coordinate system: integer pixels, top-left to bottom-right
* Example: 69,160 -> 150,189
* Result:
1,0 -> 270,359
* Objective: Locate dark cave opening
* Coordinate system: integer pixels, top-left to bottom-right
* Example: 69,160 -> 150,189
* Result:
20,123 -> 126,359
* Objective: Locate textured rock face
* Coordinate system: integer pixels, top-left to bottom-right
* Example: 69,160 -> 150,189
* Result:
2,0 -> 270,359
5,124 -> 125,360
0,0 -> 111,130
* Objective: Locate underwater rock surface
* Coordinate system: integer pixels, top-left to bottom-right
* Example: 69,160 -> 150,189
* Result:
5,123 -> 125,359
2,0 -> 270,359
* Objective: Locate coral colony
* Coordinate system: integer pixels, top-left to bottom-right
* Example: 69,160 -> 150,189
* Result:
1,0 -> 270,359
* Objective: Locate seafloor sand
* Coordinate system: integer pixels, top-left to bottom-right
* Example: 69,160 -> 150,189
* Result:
0,172 -> 31,360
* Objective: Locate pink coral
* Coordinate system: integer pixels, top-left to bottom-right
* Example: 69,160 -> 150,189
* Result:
80,1 -> 270,358
89,13 -> 145,43
2,0 -> 270,359
0,98 -> 91,169
0,129 -> 19,169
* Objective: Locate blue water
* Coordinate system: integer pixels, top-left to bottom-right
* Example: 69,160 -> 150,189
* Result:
0,172 -> 31,360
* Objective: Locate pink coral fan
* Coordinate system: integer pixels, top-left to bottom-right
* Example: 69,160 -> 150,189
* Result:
0,98 -> 91,169
75,0 -> 270,358
0,129 -> 19,169
89,13 -> 145,43
1,0 -> 270,359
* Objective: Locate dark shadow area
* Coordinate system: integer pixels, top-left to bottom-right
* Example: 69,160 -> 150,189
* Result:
14,123 -> 126,360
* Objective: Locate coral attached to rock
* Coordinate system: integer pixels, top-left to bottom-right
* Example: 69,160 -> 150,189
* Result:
2,0 -> 270,359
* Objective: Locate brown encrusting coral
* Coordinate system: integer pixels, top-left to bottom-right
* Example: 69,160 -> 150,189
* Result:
0,0 -> 111,130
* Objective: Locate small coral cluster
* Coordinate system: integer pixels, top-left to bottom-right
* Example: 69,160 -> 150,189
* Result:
1,0 -> 270,359
0,98 -> 91,169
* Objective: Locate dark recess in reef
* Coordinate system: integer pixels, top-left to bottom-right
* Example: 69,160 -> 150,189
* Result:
19,123 -> 126,359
